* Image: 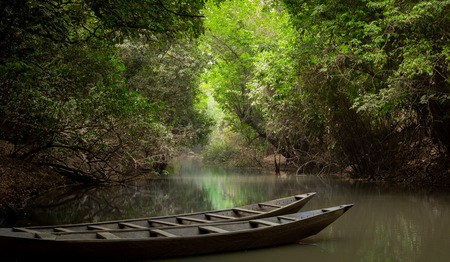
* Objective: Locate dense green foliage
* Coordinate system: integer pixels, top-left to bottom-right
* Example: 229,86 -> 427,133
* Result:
0,0 -> 211,182
201,0 -> 449,183
1,0 -> 448,184
282,0 -> 450,181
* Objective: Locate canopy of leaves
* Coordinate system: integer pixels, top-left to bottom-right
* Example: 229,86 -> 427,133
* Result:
281,0 -> 450,180
201,0 -> 449,183
201,0 -> 296,144
0,0 -> 210,182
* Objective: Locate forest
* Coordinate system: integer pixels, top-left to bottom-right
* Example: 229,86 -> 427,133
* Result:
1,0 -> 449,187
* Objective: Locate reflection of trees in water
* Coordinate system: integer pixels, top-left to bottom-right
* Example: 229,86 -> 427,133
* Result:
20,171 -> 362,226
19,179 -> 215,226
308,181 -> 450,262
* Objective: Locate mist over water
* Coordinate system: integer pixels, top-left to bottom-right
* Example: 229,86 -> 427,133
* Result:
17,159 -> 450,262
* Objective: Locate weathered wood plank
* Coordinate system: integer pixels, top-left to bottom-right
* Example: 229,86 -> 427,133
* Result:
198,226 -> 229,234
53,227 -> 74,232
12,228 -> 40,234
119,222 -> 147,229
232,208 -> 265,214
176,216 -> 210,223
258,203 -> 282,208
249,220 -> 279,226
150,229 -> 178,238
277,216 -> 297,221
88,225 -> 111,231
148,220 -> 180,226
97,232 -> 121,239
205,213 -> 235,220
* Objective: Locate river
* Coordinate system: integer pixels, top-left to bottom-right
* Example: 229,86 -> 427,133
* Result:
13,159 -> 450,262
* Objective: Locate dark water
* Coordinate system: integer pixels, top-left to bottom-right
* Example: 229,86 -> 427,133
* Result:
14,159 -> 450,262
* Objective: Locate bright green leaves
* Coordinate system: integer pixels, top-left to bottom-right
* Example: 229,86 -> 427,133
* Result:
201,0 -> 297,145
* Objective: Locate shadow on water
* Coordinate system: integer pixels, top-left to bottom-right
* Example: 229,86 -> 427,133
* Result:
8,158 -> 450,262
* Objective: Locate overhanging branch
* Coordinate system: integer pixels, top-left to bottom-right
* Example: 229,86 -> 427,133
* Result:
157,0 -> 204,18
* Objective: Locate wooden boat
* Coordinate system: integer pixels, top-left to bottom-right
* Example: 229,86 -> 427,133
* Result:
0,204 -> 353,261
7,193 -> 315,233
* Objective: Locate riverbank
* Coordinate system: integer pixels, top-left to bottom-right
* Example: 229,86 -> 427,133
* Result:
0,156 -> 72,221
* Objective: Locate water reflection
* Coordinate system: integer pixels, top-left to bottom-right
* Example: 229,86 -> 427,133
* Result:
12,159 -> 450,262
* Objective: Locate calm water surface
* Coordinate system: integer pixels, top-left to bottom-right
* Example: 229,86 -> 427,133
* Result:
15,159 -> 450,262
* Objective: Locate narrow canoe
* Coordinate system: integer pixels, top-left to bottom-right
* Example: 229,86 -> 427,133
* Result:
0,204 -> 353,261
9,193 -> 315,233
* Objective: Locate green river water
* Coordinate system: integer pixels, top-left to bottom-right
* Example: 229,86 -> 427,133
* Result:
14,159 -> 450,262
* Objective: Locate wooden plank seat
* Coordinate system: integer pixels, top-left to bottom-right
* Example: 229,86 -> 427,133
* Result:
198,226 -> 229,234
12,228 -> 40,234
53,227 -> 74,232
258,203 -> 282,208
150,229 -> 178,238
97,232 -> 120,239
205,213 -> 235,220
232,208 -> 265,214
87,225 -> 111,231
277,216 -> 297,221
119,222 -> 147,229
11,229 -> 56,240
176,216 -> 210,224
249,220 -> 279,227
148,220 -> 180,226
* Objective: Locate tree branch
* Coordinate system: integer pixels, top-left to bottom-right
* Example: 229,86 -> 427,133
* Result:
157,0 -> 204,18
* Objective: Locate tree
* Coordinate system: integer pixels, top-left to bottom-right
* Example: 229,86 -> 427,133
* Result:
201,0 -> 295,150
0,0 -> 208,181
282,0 -> 449,180
119,38 -> 214,152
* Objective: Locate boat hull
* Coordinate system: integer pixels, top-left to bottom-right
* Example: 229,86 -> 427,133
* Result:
0,205 -> 353,261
